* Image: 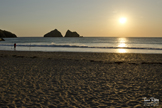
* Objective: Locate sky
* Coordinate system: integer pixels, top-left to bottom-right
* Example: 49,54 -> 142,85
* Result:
0,0 -> 162,37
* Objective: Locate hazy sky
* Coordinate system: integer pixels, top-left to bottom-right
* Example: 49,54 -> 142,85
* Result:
0,0 -> 162,37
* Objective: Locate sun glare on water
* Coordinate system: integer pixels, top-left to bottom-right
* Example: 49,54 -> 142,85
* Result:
119,17 -> 127,24
117,38 -> 127,53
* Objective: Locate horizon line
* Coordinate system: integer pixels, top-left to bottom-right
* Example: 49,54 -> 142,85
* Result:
13,36 -> 162,38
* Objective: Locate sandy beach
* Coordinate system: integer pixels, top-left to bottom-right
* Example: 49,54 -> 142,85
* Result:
0,51 -> 161,107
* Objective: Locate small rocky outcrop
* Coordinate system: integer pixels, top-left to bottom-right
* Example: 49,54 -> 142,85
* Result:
44,29 -> 63,37
0,38 -> 5,41
64,30 -> 80,37
0,29 -> 17,38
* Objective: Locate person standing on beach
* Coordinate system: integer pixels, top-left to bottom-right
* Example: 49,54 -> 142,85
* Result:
14,43 -> 16,48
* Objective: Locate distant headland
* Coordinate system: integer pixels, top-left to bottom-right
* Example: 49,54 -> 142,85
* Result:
44,29 -> 82,37
0,29 -> 17,38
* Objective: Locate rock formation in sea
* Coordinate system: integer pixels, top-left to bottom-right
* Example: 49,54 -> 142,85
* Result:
44,29 -> 63,37
0,29 -> 17,38
64,30 -> 80,37
0,38 -> 5,41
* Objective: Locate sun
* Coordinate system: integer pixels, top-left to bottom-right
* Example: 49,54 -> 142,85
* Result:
119,17 -> 127,24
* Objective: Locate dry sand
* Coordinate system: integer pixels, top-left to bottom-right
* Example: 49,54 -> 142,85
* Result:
0,51 -> 161,108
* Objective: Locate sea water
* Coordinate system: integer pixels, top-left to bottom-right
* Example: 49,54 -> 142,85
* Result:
1,37 -> 162,54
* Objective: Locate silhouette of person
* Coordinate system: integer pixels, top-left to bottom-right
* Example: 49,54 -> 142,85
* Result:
14,43 -> 16,49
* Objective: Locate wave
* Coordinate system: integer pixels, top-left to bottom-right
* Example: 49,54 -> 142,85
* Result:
0,43 -> 162,50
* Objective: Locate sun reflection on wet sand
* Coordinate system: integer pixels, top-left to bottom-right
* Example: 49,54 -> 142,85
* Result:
118,49 -> 127,53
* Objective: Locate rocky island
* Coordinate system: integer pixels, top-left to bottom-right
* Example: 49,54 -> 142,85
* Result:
44,29 -> 63,37
0,38 -> 5,41
44,29 -> 82,37
64,30 -> 80,37
0,29 -> 17,38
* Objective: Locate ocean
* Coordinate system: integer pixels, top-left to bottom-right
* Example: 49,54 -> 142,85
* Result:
0,37 -> 162,54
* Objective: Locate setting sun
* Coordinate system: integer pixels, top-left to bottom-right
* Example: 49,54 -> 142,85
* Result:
119,17 -> 127,24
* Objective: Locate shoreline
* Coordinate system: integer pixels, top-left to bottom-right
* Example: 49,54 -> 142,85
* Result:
1,50 -> 162,62
0,50 -> 161,107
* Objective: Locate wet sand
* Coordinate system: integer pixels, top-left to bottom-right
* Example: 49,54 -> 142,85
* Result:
0,51 -> 161,107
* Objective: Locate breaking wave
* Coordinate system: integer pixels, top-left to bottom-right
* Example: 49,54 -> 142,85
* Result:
0,43 -> 162,50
